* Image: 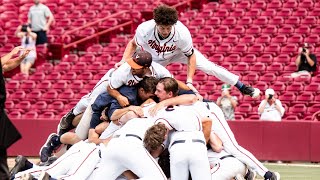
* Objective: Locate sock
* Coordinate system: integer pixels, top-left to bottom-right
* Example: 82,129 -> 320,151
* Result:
264,171 -> 272,179
51,136 -> 62,148
24,160 -> 33,170
235,80 -> 244,90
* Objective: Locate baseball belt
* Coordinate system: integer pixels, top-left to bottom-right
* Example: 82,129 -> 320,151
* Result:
171,139 -> 205,147
219,154 -> 235,160
113,134 -> 142,141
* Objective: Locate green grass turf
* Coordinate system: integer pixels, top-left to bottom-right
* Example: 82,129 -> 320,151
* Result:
257,163 -> 320,180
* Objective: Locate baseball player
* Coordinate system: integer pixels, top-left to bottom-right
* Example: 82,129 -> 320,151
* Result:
115,5 -> 260,100
89,117 -> 167,180
205,101 -> 280,180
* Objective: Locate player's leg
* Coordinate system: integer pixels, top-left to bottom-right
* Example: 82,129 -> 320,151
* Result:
188,144 -> 211,180
74,96 -> 98,140
209,103 -> 279,179
169,144 -> 190,180
125,145 -> 166,180
211,157 -> 247,180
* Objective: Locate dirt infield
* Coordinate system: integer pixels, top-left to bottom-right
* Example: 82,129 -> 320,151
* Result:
8,157 -> 39,170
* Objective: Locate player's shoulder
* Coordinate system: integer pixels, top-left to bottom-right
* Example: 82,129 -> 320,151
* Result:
175,21 -> 190,34
137,20 -> 156,32
113,63 -> 131,74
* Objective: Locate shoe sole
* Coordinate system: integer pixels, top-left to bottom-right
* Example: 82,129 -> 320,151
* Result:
9,155 -> 27,177
39,133 -> 57,162
251,88 -> 261,98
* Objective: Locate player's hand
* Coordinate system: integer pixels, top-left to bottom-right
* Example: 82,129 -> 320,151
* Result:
114,61 -> 125,69
129,106 -> 144,117
117,95 -> 130,107
10,46 -> 24,55
20,48 -> 32,58
298,47 -> 303,54
148,102 -> 165,117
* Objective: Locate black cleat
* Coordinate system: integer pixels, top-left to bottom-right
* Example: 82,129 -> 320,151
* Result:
57,109 -> 75,135
39,133 -> 58,162
39,156 -> 58,166
239,85 -> 260,98
245,169 -> 256,180
9,155 -> 27,177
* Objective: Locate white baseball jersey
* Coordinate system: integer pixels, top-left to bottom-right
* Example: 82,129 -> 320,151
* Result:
134,19 -> 239,85
205,102 -> 269,177
91,118 -> 167,180
208,149 -> 247,180
154,102 -> 211,180
109,62 -> 172,90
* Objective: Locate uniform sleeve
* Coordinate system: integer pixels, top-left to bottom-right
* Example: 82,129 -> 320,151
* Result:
44,5 -> 53,17
90,92 -> 114,128
276,99 -> 285,117
134,23 -> 148,47
152,63 -> 173,79
176,22 -> 194,57
108,64 -> 129,89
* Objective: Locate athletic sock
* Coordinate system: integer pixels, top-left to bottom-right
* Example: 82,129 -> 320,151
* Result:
264,171 -> 272,179
235,80 -> 244,90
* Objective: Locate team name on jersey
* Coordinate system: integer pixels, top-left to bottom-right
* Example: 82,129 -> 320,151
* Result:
127,79 -> 138,86
148,40 -> 176,54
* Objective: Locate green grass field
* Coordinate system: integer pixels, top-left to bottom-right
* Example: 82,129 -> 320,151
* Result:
260,163 -> 320,180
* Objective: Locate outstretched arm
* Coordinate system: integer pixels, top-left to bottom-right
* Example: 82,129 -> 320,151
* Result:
115,38 -> 137,68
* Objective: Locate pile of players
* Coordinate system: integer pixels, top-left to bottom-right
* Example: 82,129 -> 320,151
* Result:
10,5 -> 280,180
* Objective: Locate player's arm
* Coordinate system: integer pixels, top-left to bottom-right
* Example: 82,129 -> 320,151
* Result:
201,116 -> 212,143
186,53 -> 196,84
149,94 -> 197,116
110,105 -> 143,121
88,128 -> 104,144
115,38 -> 138,68
107,85 -> 129,107
2,48 -> 31,72
209,132 -> 223,153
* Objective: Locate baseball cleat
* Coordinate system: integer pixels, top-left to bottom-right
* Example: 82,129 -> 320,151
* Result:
39,133 -> 58,162
9,155 -> 27,177
239,85 -> 260,98
57,108 -> 75,135
270,171 -> 280,180
245,169 -> 256,180
39,156 -> 58,166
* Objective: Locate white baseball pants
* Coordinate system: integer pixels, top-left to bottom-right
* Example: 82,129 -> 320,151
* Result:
211,156 -> 246,180
92,137 -> 167,180
207,102 -> 268,177
157,49 -> 239,86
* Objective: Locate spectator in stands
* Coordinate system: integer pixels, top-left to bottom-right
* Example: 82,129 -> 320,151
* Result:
291,43 -> 317,78
216,84 -> 237,120
16,24 -> 37,76
28,0 -> 54,45
258,88 -> 285,122
1,46 -> 31,180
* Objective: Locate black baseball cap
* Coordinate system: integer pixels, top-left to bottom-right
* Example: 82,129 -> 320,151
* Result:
126,51 -> 152,69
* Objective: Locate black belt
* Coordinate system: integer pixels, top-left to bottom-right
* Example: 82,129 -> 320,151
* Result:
220,155 -> 234,160
114,134 -> 142,141
171,139 -> 205,147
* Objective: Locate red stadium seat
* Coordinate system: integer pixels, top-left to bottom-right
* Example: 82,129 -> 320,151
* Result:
279,92 -> 296,106
241,54 -> 257,64
52,80 -> 69,92
38,111 -> 56,120
296,92 -> 314,103
62,54 -> 79,63
214,25 -> 230,36
281,44 -> 298,57
35,80 -> 52,92
307,104 -> 320,115
284,115 -> 299,121
224,54 -> 241,64
300,0 -> 314,10
15,101 -> 31,113
242,72 -> 259,83
254,81 -> 268,92
262,25 -> 278,37
82,10 -> 97,20
67,80 -> 84,92
253,16 -> 268,27
46,101 -> 65,113
219,1 -> 235,9
209,54 -> 224,64
237,17 -> 253,28
305,34 -> 320,45
260,9 -> 276,17
215,43 -> 232,56
239,35 -> 255,46
21,111 -> 38,120
77,72 -> 93,81
229,26 -> 245,36
30,101 -> 48,113
287,34 -> 304,44
269,16 -> 285,27
245,8 -> 262,17
214,9 -> 229,19
292,8 -> 308,17
257,54 -> 273,65
229,9 -> 245,18
231,44 -> 248,56
255,35 -> 271,45
26,90 -> 42,103
276,74 -> 294,85
202,2 -> 219,11
267,0 -> 283,10
54,62 -> 72,72
304,83 -> 320,94
29,72 -> 46,82
60,72 -> 77,81
247,44 -> 264,57
288,104 -> 307,116
71,62 -> 88,73
20,81 -> 36,93
294,26 -> 311,36
205,17 -> 221,28
270,82 -> 286,94
264,44 -> 281,56
236,103 -> 253,117
285,17 -> 301,27
198,26 -> 214,36
286,82 -> 304,93
283,62 -> 297,72
235,1 -> 251,10
283,0 -> 298,9
301,16 -> 317,26
221,17 -> 237,27
232,62 -> 249,75
308,7 -> 320,16
278,25 -> 294,36
249,62 -> 266,74
293,75 -> 311,85
6,80 -> 20,92
276,8 -> 292,17
207,35 -> 222,46
259,73 -> 277,83
271,35 -> 287,46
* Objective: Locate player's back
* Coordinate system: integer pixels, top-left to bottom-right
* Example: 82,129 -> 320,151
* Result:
113,118 -> 153,140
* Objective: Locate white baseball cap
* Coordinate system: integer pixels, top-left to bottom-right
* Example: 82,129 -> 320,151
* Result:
265,88 -> 275,95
